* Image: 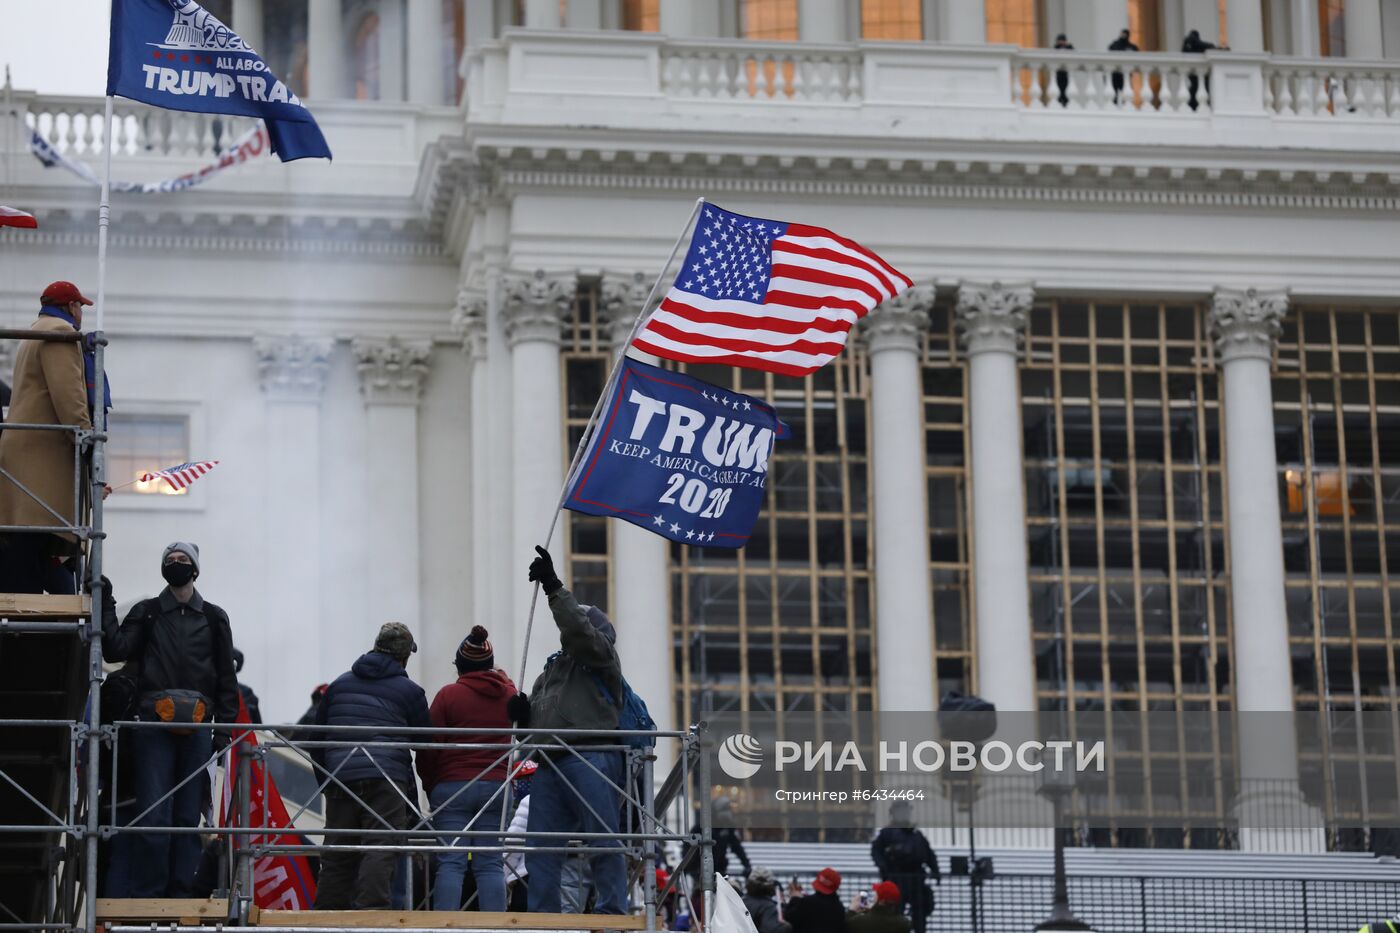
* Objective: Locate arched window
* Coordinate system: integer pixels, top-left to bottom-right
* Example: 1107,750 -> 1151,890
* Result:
352,11 -> 381,100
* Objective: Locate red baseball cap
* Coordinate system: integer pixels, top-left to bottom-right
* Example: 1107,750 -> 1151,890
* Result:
41,281 -> 93,306
812,867 -> 842,895
872,881 -> 901,904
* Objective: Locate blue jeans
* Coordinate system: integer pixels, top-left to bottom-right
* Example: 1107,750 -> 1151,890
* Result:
430,779 -> 507,911
526,750 -> 626,914
128,726 -> 212,897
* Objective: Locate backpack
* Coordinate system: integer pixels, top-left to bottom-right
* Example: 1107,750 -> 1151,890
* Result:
590,671 -> 657,750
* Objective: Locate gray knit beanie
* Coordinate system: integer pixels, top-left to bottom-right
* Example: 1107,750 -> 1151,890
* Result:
162,541 -> 200,574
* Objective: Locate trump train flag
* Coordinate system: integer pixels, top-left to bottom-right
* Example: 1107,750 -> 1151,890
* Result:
108,0 -> 331,162
564,357 -> 788,549
633,202 -> 912,376
219,696 -> 317,910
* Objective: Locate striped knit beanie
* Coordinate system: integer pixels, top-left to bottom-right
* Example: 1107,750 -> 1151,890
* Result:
456,625 -> 494,672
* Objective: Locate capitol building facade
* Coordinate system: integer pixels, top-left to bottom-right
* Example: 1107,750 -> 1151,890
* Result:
3,0 -> 1400,847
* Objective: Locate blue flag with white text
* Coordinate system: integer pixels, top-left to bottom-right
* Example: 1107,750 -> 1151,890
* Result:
565,358 -> 788,549
107,0 -> 331,162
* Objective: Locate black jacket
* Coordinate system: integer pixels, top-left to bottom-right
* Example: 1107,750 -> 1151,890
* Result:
871,826 -> 940,881
102,587 -> 239,724
1108,37 -> 1139,51
314,650 -> 431,787
786,892 -> 849,933
742,894 -> 791,933
527,588 -> 624,740
1182,35 -> 1217,53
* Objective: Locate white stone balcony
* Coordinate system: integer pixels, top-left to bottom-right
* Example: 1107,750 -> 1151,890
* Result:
466,32 -> 1400,163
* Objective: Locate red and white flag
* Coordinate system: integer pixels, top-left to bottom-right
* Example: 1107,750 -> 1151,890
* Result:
0,206 -> 37,229
633,202 -> 912,377
140,460 -> 220,492
219,696 -> 317,910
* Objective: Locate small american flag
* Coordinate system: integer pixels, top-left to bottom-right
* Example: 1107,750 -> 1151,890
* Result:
140,460 -> 220,492
633,203 -> 912,376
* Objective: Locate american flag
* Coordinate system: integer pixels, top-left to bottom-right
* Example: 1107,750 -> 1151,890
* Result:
0,206 -> 37,229
140,460 -> 220,491
633,203 -> 912,376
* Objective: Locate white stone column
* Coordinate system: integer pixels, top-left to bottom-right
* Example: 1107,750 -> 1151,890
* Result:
504,270 -> 576,687
523,0 -> 563,28
465,0 -> 497,48
799,0 -> 848,41
378,0 -> 407,102
353,337 -> 432,682
599,271 -> 675,755
942,0 -> 987,43
1208,289 -> 1319,850
565,0 -> 605,29
659,0 -> 697,35
233,0 -> 265,53
406,0 -> 441,103
1345,0 -> 1385,58
1288,0 -> 1320,55
1209,289 -> 1293,714
308,0 -> 346,98
454,288 -> 492,637
255,336 -> 333,719
1225,0 -> 1266,52
863,286 -> 936,713
955,283 -> 1036,712
1065,0 -> 1129,50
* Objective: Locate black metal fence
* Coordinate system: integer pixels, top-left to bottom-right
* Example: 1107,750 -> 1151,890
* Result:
799,870 -> 1400,933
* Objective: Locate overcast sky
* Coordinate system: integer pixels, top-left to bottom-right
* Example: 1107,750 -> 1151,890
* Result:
2,1 -> 111,97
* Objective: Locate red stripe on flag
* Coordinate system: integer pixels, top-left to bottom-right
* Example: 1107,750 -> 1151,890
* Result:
768,263 -> 885,305
659,297 -> 853,336
784,222 -> 913,287
640,318 -> 848,358
631,337 -> 819,377
772,239 -> 899,296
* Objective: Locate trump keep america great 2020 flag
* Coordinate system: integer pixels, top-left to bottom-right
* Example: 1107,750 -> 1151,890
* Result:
107,0 -> 331,162
564,357 -> 789,549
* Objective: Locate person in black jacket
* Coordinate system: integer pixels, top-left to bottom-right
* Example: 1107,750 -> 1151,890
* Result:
312,622 -> 431,910
101,542 -> 239,898
871,802 -> 940,933
742,868 -> 791,933
1108,28 -> 1139,104
1052,34 -> 1074,107
785,867 -> 848,933
1181,29 -> 1222,110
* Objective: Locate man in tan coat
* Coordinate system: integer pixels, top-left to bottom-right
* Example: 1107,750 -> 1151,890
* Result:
0,281 -> 95,594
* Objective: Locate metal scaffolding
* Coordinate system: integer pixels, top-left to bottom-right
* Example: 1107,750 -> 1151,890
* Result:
1,322 -> 714,932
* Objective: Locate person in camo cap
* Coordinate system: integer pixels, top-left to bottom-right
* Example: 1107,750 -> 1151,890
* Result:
312,622 -> 431,910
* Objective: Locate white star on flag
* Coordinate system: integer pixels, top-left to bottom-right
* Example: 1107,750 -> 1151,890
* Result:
669,523 -> 681,534
653,515 -> 665,526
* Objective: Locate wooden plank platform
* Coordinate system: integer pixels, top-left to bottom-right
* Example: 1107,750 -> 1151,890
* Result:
0,593 -> 91,618
259,911 -> 647,930
96,899 -> 229,923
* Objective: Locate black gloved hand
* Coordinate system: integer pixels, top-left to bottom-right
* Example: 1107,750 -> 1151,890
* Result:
507,692 -> 532,727
211,730 -> 231,754
528,546 -> 562,595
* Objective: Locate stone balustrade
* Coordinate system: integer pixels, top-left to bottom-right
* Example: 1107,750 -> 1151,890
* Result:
660,40 -> 863,102
23,94 -> 259,158
1010,50 -> 1214,113
1262,58 -> 1400,118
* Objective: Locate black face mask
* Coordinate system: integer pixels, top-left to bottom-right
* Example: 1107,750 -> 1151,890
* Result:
162,561 -> 196,587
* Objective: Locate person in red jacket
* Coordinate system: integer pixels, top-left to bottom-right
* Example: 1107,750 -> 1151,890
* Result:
418,626 -> 519,911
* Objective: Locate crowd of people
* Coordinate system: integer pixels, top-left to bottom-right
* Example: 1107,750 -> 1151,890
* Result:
1,283 -> 950,929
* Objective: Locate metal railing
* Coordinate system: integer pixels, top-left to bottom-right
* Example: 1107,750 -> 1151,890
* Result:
779,868 -> 1400,933
0,715 -> 714,932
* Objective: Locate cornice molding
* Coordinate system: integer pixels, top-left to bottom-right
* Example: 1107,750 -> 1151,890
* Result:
452,287 -> 489,361
502,269 -> 576,347
1209,288 -> 1289,364
955,281 -> 1034,357
254,335 -> 334,400
599,270 -> 652,350
353,337 -> 434,405
861,284 -> 935,355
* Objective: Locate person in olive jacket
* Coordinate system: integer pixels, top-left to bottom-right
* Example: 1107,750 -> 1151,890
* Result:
847,882 -> 911,933
511,546 -> 628,914
101,542 -> 239,898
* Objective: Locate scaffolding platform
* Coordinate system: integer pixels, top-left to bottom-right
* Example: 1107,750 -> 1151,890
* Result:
0,594 -> 91,618
96,899 -> 230,925
94,904 -> 648,932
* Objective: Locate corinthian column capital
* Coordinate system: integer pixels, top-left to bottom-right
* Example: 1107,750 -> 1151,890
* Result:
502,269 -> 576,348
353,337 -> 433,406
954,282 -> 1033,357
862,283 -> 935,354
255,335 -> 333,400
1209,288 -> 1288,364
599,270 -> 652,350
453,286 -> 489,362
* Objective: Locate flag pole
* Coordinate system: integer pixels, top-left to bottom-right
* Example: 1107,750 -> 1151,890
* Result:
83,93 -> 114,933
514,196 -> 705,687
